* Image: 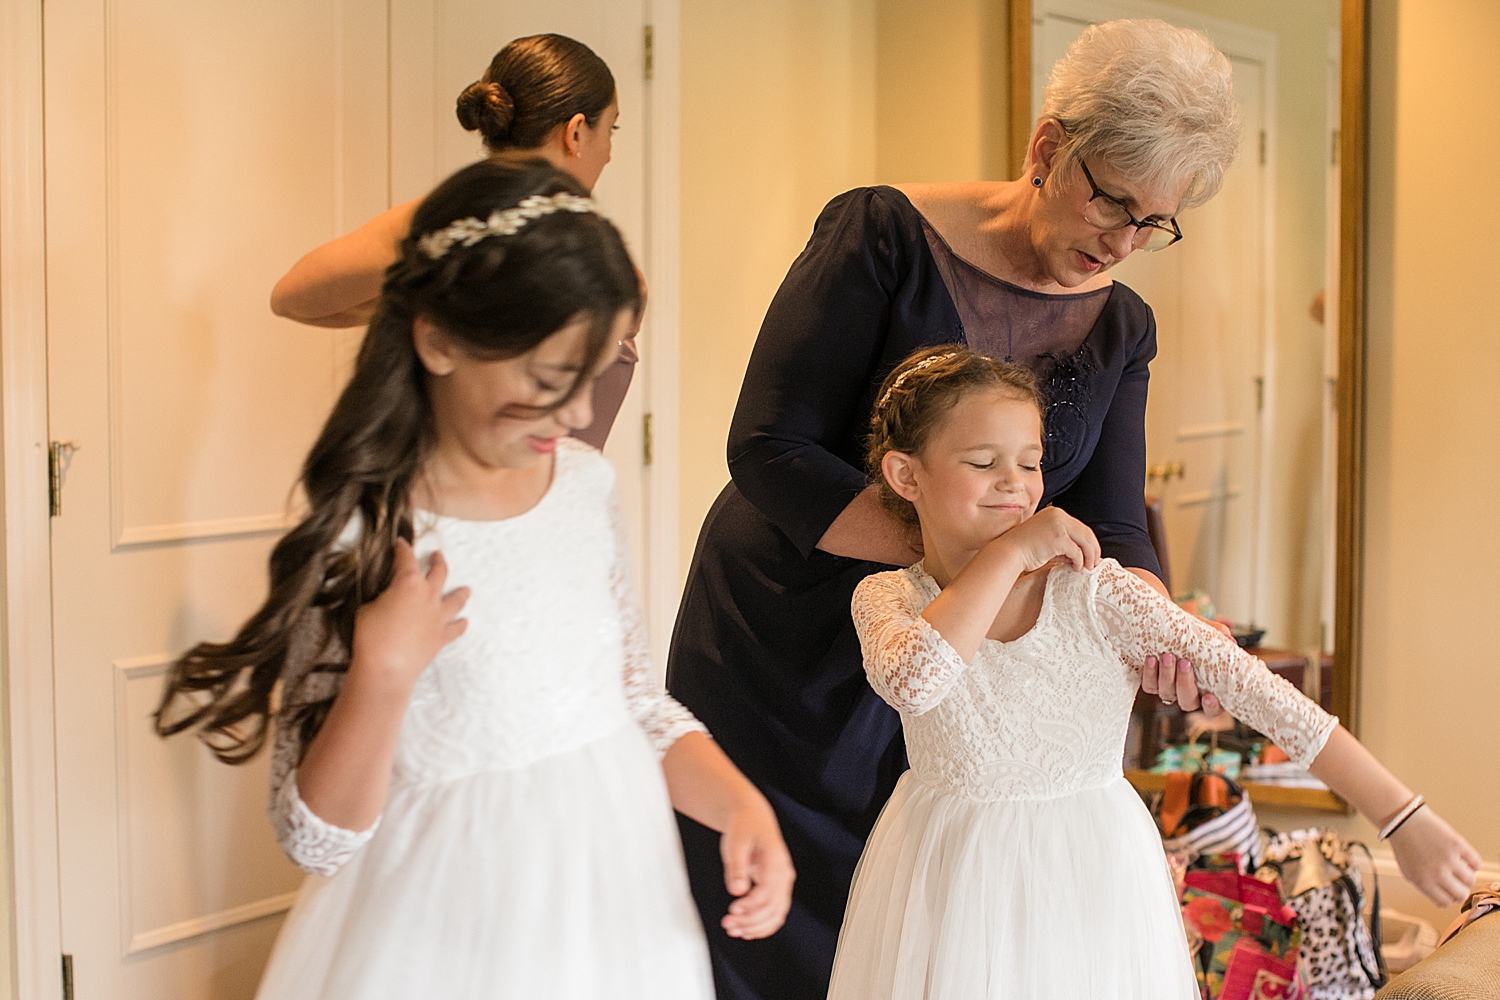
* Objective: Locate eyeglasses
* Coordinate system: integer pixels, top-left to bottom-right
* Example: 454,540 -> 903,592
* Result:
1078,160 -> 1183,252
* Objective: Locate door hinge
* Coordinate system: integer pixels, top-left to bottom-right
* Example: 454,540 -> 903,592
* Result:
49,440 -> 82,517
642,412 -> 654,466
1259,130 -> 1267,166
1255,376 -> 1266,413
643,25 -> 654,80
61,954 -> 75,1000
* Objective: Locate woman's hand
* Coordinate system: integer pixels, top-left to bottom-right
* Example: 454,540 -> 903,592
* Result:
994,506 -> 1101,573
1388,807 -> 1483,908
719,795 -> 796,940
1140,651 -> 1222,715
351,539 -> 470,690
816,484 -> 925,566
1127,568 -> 1225,716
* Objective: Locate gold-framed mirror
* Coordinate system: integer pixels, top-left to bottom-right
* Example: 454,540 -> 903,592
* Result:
1007,0 -> 1369,797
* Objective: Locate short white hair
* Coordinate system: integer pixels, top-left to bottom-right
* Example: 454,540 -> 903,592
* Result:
1036,19 -> 1241,210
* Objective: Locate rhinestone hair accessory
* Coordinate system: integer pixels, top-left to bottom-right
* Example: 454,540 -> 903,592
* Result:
877,352 -> 960,409
417,192 -> 597,259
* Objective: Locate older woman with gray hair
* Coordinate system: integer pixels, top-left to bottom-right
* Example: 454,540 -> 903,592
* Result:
667,20 -> 1242,999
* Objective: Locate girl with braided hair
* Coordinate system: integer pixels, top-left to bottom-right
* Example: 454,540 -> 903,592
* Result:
828,346 -> 1478,999
157,158 -> 792,1000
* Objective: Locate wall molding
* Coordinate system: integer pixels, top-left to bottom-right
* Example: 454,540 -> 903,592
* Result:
127,893 -> 298,957
112,655 -> 298,958
116,513 -> 298,549
1177,422 -> 1247,442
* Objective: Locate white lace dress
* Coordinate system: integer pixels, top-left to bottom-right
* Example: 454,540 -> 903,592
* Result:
828,559 -> 1338,1000
254,439 -> 714,1000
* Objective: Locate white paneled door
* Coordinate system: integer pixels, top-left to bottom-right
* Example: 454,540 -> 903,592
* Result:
43,2 -> 649,996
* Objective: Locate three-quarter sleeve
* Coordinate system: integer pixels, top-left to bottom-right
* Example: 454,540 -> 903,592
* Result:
851,572 -> 971,716
268,613 -> 379,876
1090,560 -> 1337,767
607,482 -> 709,754
1046,308 -> 1161,576
728,189 -> 936,557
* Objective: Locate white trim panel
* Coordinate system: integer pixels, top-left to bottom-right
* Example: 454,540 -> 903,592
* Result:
0,0 -> 64,995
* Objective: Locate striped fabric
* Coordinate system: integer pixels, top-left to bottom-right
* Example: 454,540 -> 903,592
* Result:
1162,794 -> 1264,870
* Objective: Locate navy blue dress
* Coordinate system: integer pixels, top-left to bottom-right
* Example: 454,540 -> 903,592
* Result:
666,186 -> 1162,1000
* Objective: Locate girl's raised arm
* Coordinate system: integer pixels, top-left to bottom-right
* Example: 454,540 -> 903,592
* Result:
1093,561 -> 1482,906
853,572 -> 972,716
855,508 -> 1102,714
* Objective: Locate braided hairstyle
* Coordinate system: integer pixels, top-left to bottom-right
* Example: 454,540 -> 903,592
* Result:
155,156 -> 640,763
864,345 -> 1046,527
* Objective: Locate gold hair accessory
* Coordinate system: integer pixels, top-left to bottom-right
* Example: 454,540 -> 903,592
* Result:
417,192 -> 597,259
877,352 -> 959,408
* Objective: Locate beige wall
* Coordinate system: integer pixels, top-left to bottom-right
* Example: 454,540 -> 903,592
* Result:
677,0 -> 878,573
1262,0 -> 1500,928
678,0 -> 1015,573
1356,0 -> 1500,889
875,0 -> 1011,183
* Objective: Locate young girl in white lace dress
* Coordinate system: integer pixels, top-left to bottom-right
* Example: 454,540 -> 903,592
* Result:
826,347 -> 1481,1000
156,158 -> 793,1000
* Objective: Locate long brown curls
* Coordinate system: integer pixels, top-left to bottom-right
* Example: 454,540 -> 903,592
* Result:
156,157 -> 640,762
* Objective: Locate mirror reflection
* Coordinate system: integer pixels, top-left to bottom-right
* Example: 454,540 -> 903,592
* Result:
1034,0 -> 1341,674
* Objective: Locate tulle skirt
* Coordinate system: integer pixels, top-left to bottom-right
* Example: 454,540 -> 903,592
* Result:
255,723 -> 713,1000
827,773 -> 1199,1000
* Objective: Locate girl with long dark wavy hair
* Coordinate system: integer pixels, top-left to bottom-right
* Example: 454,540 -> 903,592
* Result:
157,158 -> 793,1000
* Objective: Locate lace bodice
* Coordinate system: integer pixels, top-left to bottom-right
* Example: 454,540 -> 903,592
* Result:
851,559 -> 1336,802
269,439 -> 706,875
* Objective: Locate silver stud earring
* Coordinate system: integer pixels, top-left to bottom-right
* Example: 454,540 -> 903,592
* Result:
1032,175 -> 1043,188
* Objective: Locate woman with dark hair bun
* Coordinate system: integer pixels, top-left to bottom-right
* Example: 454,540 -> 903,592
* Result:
455,33 -> 616,156
271,34 -> 637,449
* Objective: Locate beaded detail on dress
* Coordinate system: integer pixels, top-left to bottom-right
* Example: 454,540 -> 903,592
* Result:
1037,346 -> 1100,473
851,559 -> 1336,803
267,439 -> 706,875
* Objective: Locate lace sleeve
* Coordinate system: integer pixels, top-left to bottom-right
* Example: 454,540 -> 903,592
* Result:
607,486 -> 708,756
851,572 -> 971,716
1091,561 -> 1338,767
269,612 -> 379,876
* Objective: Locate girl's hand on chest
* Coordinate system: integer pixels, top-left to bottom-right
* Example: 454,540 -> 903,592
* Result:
351,540 -> 471,692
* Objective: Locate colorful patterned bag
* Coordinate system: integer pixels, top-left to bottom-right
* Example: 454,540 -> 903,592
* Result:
1180,863 -> 1305,999
1256,830 -> 1385,1000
